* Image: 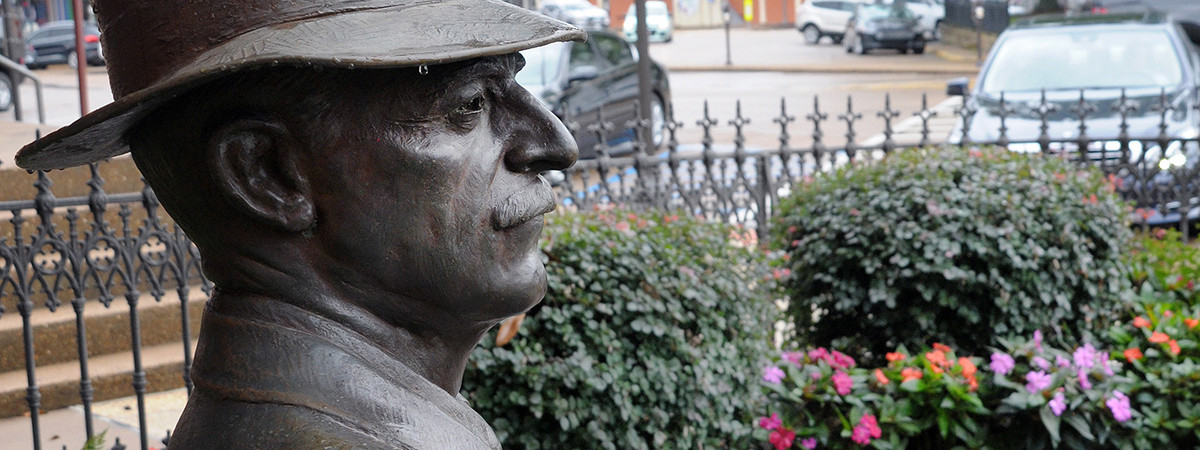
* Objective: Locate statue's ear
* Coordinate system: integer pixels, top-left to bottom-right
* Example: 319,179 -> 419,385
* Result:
206,118 -> 315,232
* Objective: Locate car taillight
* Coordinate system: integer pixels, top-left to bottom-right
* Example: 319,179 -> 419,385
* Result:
1091,7 -> 1108,13
85,35 -> 100,43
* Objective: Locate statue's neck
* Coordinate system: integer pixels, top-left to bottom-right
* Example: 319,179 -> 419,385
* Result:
206,286 -> 481,395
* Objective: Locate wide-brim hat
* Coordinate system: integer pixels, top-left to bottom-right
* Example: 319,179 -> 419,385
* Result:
16,0 -> 585,171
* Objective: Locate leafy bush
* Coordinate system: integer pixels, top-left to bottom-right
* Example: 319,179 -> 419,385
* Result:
773,146 -> 1135,362
464,207 -> 779,449
1126,228 -> 1200,305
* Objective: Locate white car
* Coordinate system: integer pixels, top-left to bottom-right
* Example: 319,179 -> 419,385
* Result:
622,0 -> 673,43
898,0 -> 945,41
540,0 -> 610,30
796,0 -> 870,44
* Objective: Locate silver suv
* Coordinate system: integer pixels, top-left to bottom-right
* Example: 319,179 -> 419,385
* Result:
796,0 -> 867,44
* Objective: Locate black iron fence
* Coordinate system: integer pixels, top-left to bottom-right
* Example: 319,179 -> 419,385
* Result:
3,87 -> 1199,450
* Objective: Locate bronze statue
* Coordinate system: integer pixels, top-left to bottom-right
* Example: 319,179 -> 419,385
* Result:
16,1 -> 583,448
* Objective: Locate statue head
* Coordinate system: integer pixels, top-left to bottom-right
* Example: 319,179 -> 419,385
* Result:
15,1 -> 584,333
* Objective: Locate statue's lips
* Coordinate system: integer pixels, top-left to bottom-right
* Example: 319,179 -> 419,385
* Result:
492,178 -> 557,231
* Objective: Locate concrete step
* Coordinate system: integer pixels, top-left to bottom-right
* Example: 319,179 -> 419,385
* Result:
0,286 -> 205,374
0,339 -> 197,419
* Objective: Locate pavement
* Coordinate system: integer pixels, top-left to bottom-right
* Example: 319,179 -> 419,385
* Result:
0,26 -> 978,450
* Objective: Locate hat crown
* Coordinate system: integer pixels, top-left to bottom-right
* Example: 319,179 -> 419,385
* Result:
95,0 -> 411,99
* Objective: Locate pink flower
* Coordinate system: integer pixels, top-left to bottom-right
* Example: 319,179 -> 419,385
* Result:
1056,355 -> 1071,368
763,366 -> 785,384
1078,368 -> 1092,390
851,413 -> 882,445
801,437 -> 818,449
830,351 -> 856,369
769,427 -> 797,450
782,351 -> 804,367
832,371 -> 854,395
1107,391 -> 1132,422
1073,344 -> 1097,369
808,348 -> 829,361
759,412 -> 782,430
989,353 -> 1015,375
1025,370 -> 1052,393
1033,329 -> 1044,352
1049,391 -> 1067,416
1032,356 -> 1051,371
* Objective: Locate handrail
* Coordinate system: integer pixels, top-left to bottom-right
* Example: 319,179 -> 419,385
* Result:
0,54 -> 45,124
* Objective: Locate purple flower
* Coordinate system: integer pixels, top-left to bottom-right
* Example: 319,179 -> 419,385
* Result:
1025,370 -> 1052,393
801,437 -> 818,449
1073,343 -> 1097,369
1078,368 -> 1092,390
1033,330 -> 1044,352
832,371 -> 853,395
763,366 -> 785,384
1033,356 -> 1051,371
1056,355 -> 1071,368
759,412 -> 782,430
989,353 -> 1015,375
1049,392 -> 1067,416
1107,391 -> 1132,422
782,351 -> 804,367
1099,353 -> 1114,377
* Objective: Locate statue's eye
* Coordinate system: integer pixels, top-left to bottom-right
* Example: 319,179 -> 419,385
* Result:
456,96 -> 486,116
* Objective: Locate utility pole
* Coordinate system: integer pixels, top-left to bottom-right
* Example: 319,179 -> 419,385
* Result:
634,0 -> 652,153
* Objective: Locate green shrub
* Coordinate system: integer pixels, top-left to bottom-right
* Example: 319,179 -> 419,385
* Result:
773,146 -> 1135,363
1126,228 -> 1200,305
464,207 -> 779,449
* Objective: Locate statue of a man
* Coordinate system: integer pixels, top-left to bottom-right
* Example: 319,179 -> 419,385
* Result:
16,1 -> 583,448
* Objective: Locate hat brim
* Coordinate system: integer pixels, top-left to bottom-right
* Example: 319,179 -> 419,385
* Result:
16,0 -> 586,171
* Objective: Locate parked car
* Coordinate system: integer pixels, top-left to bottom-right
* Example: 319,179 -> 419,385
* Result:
622,0 -> 673,43
516,29 -> 671,159
796,0 -> 867,44
898,0 -> 945,40
843,3 -> 926,54
540,0 -> 610,30
948,13 -> 1200,224
24,20 -> 104,69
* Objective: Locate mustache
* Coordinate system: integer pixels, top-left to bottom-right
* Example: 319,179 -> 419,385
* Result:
492,178 -> 558,230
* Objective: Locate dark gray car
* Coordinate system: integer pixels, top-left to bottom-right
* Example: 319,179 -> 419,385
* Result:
25,21 -> 104,69
517,29 -> 671,159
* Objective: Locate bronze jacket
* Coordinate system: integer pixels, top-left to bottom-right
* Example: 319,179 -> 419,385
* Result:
167,297 -> 501,450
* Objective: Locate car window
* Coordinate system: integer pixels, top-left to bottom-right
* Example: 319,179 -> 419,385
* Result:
568,41 -> 600,70
516,42 -> 565,87
811,1 -> 836,10
860,5 -> 914,19
980,29 -> 1184,94
842,2 -> 859,12
593,34 -> 633,66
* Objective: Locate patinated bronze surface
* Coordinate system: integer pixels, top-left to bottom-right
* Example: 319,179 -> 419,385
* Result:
15,1 -> 583,448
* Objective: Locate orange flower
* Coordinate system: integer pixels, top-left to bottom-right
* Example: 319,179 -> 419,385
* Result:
886,352 -> 907,362
1132,316 -> 1151,328
901,367 -> 923,382
1124,348 -> 1144,362
966,374 -> 979,392
932,343 -> 953,353
1150,332 -> 1171,344
1186,318 -> 1199,329
925,350 -> 949,368
930,364 -> 944,374
958,357 -> 977,378
1170,339 -> 1181,355
874,369 -> 889,385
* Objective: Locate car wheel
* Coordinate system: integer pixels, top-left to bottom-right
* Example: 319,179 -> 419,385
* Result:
649,94 -> 666,152
67,50 -> 78,69
913,45 -> 926,55
832,36 -> 843,44
911,38 -> 925,55
0,71 -> 12,112
899,47 -> 908,54
802,25 -> 821,45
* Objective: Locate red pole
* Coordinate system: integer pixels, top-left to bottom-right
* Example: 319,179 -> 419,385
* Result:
71,0 -> 87,114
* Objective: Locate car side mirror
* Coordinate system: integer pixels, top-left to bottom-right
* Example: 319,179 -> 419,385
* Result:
947,77 -> 969,96
568,65 -> 600,84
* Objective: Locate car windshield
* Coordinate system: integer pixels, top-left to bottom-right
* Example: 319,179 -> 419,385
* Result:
980,29 -> 1184,94
561,0 -> 593,11
516,42 -> 565,87
860,5 -> 914,20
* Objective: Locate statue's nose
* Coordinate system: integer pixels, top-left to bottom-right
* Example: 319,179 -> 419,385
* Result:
502,89 -> 578,174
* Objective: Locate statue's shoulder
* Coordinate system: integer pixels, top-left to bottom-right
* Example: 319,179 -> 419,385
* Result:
167,390 -> 401,450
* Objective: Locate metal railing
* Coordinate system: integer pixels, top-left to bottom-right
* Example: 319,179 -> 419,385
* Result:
0,54 -> 45,124
3,87 -> 1199,450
